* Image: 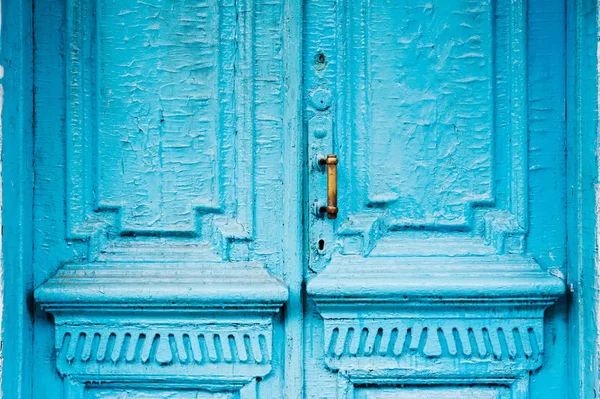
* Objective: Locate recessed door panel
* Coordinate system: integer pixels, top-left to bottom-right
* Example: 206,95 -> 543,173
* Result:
353,0 -> 494,226
354,386 -> 509,399
97,0 -> 228,232
68,0 -> 256,252
307,0 -> 527,264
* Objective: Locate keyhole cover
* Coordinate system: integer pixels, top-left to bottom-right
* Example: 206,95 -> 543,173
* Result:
310,88 -> 332,111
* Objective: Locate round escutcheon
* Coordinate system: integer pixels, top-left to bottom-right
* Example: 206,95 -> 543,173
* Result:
310,88 -> 332,111
308,115 -> 332,139
313,126 -> 328,139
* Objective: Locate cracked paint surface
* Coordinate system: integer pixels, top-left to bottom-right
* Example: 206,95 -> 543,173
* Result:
99,0 -> 226,231
1,0 -> 588,397
367,0 -> 493,224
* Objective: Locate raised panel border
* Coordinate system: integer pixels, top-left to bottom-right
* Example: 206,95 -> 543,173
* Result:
63,378 -> 259,399
335,0 -> 529,256
65,0 -> 256,261
336,374 -> 528,399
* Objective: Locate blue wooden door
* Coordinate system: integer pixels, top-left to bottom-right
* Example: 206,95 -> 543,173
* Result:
303,0 -> 566,398
32,0 -> 292,396
24,0 -> 569,397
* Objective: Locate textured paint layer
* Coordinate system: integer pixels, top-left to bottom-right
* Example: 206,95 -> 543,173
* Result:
305,0 -> 570,398
366,0 -> 493,224
1,0 -> 597,397
32,0 -> 291,396
0,0 -> 34,396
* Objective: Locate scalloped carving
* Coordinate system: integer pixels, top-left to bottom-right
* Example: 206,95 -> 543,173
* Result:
58,328 -> 271,366
324,320 -> 542,362
52,320 -> 275,384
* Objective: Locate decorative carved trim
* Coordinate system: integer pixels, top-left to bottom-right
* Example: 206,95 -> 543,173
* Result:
36,260 -> 287,313
57,326 -> 271,366
322,318 -> 546,377
309,255 -> 563,383
53,320 -> 273,383
309,256 -> 564,306
324,320 -> 543,361
35,260 -> 288,385
322,320 -> 547,376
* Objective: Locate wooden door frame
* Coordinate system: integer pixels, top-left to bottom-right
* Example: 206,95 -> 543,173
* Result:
0,0 -> 598,397
1,0 -> 34,396
566,0 -> 600,397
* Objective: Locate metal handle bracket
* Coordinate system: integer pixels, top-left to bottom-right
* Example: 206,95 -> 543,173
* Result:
319,154 -> 338,219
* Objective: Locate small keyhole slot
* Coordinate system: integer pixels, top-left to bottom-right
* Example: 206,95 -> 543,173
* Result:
318,239 -> 325,251
314,52 -> 327,70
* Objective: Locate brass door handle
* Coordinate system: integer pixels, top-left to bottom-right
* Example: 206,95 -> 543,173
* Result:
319,154 -> 338,219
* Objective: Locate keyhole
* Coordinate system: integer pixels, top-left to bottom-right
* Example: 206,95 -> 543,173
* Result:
314,52 -> 327,70
318,239 -> 325,251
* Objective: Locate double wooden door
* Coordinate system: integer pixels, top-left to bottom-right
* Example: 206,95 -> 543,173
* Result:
29,0 -> 567,397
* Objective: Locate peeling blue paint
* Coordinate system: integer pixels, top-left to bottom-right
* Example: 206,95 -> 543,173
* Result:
1,0 -> 598,397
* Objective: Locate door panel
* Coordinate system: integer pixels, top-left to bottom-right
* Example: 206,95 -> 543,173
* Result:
343,0 -> 494,228
97,0 -> 243,234
307,0 -> 526,263
69,0 -> 255,251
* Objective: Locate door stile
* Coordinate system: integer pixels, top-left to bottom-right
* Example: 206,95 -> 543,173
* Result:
281,0 -> 305,396
566,0 -> 600,397
0,0 -> 35,396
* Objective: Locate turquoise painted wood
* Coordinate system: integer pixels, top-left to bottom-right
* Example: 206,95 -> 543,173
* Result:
1,0 -> 598,397
303,1 -> 569,397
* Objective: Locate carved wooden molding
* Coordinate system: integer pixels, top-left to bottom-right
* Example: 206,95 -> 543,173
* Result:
53,321 -> 274,382
35,260 -> 287,388
36,260 -> 287,313
335,373 -> 530,399
56,324 -> 272,368
308,255 -> 564,384
324,319 -> 544,364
